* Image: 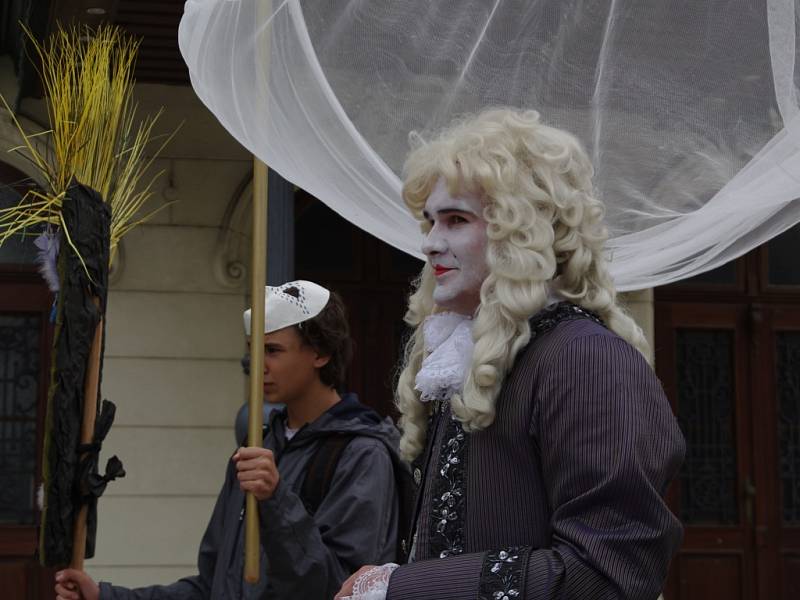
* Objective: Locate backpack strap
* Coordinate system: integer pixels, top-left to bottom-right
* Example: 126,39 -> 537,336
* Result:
300,432 -> 418,563
300,433 -> 357,515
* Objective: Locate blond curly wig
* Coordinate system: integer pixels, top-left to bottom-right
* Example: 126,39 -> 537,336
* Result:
395,108 -> 648,461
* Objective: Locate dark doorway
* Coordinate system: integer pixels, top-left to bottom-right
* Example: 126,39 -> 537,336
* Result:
0,162 -> 56,599
294,189 -> 422,418
656,226 -> 800,600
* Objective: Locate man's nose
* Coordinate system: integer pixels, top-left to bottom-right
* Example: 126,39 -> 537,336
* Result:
422,226 -> 447,256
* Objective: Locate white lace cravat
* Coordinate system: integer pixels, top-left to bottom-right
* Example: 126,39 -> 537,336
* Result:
414,313 -> 474,402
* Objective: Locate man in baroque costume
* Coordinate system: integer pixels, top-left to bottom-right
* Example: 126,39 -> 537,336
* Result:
337,108 -> 686,600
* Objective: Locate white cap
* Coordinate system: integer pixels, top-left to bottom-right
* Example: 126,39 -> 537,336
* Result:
243,280 -> 331,335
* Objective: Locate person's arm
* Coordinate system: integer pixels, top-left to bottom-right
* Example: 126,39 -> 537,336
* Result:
259,437 -> 398,600
94,458 -> 236,600
387,333 -> 686,600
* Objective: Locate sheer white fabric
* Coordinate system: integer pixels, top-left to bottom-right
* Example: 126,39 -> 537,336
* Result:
179,0 -> 800,290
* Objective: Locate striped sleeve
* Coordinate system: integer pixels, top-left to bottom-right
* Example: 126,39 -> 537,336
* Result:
386,333 -> 685,600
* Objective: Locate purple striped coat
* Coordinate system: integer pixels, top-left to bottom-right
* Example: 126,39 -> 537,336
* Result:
387,307 -> 685,600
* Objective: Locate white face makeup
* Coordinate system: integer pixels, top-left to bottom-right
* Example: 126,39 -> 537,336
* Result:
422,178 -> 489,315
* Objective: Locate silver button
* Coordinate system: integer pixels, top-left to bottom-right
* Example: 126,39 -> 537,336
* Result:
413,468 -> 422,485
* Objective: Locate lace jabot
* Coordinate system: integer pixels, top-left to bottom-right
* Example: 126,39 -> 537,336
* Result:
414,312 -> 474,403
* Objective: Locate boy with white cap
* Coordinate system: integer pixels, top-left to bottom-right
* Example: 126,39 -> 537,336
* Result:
56,280 -> 402,600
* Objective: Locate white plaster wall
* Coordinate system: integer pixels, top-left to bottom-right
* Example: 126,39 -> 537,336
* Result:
81,84 -> 253,589
619,288 -> 656,364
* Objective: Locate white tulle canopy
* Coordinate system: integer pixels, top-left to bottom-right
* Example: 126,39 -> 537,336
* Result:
178,0 -> 800,291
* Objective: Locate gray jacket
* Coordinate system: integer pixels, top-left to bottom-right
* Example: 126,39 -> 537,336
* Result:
99,394 -> 400,600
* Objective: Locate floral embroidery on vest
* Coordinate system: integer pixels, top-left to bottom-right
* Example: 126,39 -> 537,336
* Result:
428,413 -> 468,558
479,546 -> 531,600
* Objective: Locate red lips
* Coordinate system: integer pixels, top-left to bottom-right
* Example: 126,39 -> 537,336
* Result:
433,265 -> 455,277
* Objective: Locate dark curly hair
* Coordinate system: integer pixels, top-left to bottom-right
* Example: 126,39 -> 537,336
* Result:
285,287 -> 353,390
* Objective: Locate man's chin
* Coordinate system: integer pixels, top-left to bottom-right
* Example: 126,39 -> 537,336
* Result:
432,288 -> 459,309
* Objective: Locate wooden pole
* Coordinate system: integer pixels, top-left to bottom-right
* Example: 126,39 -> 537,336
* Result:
245,157 -> 268,584
70,300 -> 104,570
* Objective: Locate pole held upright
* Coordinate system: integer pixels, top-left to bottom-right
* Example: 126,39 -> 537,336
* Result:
244,157 -> 269,584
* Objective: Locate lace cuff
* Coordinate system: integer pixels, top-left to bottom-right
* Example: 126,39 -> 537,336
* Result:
346,563 -> 399,600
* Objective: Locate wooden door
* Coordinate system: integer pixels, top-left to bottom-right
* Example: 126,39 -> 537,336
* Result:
0,270 -> 56,600
0,165 -> 56,599
750,304 -> 800,599
655,219 -> 800,600
657,301 -> 800,600
656,302 -> 758,600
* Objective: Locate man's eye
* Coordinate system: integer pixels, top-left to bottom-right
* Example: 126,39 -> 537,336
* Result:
449,215 -> 468,225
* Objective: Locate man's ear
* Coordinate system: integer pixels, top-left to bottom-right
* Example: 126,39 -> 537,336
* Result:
313,353 -> 331,369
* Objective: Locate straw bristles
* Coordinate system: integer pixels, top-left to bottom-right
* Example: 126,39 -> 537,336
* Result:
0,24 -> 177,266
